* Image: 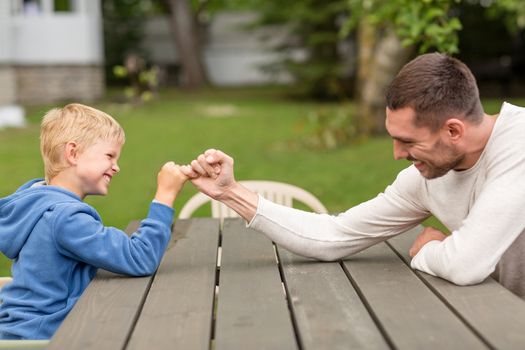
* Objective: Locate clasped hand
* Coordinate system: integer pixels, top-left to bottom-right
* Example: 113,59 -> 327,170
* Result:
180,149 -> 234,200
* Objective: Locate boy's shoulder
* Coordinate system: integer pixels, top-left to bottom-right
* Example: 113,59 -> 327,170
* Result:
3,179 -> 81,205
1,178 -> 98,222
0,179 -> 98,259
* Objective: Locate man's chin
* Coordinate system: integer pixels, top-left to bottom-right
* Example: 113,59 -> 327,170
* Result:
419,168 -> 449,180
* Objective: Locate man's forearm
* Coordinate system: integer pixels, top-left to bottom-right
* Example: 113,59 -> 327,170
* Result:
219,182 -> 259,221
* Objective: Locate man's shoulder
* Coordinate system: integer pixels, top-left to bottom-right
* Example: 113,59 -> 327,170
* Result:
488,103 -> 525,151
390,165 -> 427,195
395,165 -> 423,183
497,103 -> 525,129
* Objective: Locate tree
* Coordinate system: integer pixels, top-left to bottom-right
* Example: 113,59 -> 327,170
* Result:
345,0 -> 462,134
344,0 -> 525,134
163,0 -> 209,89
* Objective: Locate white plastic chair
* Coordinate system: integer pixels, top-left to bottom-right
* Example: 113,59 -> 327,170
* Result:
0,277 -> 12,290
179,180 -> 328,220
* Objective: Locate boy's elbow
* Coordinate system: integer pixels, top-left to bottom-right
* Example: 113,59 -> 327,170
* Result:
130,258 -> 159,276
142,265 -> 158,276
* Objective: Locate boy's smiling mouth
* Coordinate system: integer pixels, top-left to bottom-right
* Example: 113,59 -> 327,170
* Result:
103,174 -> 112,184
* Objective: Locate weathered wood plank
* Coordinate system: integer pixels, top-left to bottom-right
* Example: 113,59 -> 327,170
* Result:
126,218 -> 220,350
388,227 -> 525,349
215,218 -> 297,350
343,241 -> 487,350
278,247 -> 389,350
49,221 -> 152,350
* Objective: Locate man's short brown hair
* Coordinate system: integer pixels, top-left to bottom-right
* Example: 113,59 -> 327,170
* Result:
386,53 -> 484,131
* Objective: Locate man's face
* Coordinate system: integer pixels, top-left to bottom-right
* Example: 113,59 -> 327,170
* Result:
385,107 -> 464,179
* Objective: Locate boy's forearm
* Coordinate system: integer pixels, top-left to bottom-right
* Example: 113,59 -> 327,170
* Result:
220,182 -> 259,222
154,191 -> 176,208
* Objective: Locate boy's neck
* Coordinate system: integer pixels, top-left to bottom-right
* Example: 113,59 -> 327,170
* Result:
48,172 -> 85,200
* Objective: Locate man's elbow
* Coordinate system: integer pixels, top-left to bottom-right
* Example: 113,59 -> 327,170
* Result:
313,253 -> 341,262
307,247 -> 351,262
445,265 -> 489,286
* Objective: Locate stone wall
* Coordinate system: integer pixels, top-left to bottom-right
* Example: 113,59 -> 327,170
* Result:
15,65 -> 104,105
0,66 -> 16,105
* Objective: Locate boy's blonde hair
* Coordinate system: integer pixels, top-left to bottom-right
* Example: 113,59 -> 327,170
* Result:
40,103 -> 125,182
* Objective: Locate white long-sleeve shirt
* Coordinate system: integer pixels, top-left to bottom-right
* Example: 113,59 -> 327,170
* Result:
248,102 -> 525,298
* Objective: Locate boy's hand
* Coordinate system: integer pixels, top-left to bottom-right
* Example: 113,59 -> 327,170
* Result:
155,161 -> 188,207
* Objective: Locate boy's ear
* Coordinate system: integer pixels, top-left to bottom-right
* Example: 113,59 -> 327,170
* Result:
64,141 -> 79,165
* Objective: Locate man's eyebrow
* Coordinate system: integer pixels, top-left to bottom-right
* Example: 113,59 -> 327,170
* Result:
392,136 -> 416,143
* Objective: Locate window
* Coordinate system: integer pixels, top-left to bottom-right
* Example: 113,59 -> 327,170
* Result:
54,0 -> 72,12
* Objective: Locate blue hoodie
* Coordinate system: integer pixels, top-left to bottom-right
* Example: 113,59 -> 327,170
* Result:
0,179 -> 174,339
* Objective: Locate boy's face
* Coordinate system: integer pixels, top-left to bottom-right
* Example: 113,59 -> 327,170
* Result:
74,139 -> 122,198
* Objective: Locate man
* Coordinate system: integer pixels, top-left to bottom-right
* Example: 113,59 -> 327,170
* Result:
181,53 -> 525,299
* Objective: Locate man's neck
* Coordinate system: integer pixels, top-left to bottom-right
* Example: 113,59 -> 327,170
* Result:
457,113 -> 498,170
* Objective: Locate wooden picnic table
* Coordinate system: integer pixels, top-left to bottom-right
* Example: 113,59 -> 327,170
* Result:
48,218 -> 525,349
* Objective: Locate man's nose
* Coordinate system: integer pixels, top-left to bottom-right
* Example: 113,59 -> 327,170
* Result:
393,140 -> 408,160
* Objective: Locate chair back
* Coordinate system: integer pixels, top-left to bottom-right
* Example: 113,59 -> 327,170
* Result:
179,180 -> 328,220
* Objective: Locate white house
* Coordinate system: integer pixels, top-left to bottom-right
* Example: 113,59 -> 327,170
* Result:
0,1 -> 291,111
0,0 -> 104,106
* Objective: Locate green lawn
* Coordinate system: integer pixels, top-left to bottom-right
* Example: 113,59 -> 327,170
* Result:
0,86 -> 522,276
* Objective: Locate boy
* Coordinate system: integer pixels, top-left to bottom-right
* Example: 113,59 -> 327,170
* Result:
0,103 -> 187,339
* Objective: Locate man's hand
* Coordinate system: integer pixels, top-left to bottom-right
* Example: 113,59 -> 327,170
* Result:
155,161 -> 188,207
181,149 -> 259,221
180,149 -> 235,200
409,226 -> 447,257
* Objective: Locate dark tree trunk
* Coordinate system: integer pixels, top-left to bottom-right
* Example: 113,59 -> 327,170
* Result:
167,0 -> 208,89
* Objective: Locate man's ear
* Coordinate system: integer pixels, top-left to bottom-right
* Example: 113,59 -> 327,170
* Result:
64,141 -> 79,165
442,118 -> 465,143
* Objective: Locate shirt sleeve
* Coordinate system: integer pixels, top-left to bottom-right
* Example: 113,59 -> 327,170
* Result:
411,140 -> 525,285
53,201 -> 174,276
248,166 -> 430,261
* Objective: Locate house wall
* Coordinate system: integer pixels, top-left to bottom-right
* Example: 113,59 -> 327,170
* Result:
0,2 -> 15,105
11,13 -> 103,64
15,65 -> 104,105
0,67 -> 16,105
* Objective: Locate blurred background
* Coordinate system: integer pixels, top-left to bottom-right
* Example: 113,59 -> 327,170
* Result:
1,0 -> 525,275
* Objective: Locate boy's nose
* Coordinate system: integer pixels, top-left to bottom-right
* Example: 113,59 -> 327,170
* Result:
112,163 -> 120,173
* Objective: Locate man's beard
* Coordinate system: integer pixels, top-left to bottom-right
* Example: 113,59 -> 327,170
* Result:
411,140 -> 464,179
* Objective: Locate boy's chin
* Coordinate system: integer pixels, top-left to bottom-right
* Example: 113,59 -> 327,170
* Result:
86,188 -> 109,197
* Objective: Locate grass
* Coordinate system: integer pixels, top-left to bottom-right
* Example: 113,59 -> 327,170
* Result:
0,86 -> 523,276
